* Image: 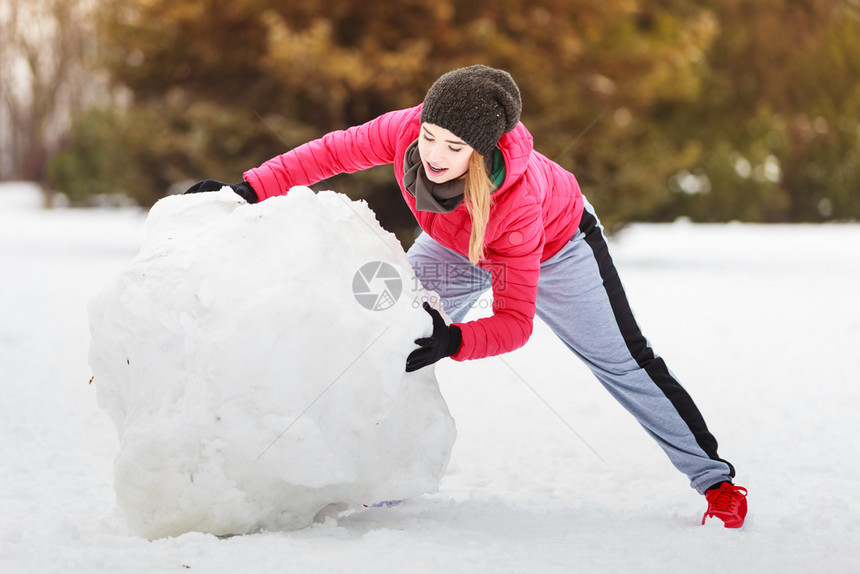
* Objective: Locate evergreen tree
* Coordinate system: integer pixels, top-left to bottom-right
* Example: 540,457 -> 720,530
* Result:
49,0 -> 860,237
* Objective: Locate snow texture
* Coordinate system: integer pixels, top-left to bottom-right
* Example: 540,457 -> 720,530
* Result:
87,187 -> 456,538
2,181 -> 859,573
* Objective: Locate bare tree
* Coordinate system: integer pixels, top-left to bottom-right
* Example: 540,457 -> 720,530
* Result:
0,0 -> 107,202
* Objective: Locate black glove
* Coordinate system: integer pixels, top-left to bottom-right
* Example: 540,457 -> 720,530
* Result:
405,302 -> 462,372
184,179 -> 258,204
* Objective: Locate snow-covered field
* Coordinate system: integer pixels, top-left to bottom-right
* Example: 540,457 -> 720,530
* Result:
1,181 -> 858,573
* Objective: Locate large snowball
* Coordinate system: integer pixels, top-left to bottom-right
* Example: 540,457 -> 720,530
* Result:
88,187 -> 456,539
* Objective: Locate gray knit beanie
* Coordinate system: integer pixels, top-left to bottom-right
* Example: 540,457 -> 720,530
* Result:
420,65 -> 522,157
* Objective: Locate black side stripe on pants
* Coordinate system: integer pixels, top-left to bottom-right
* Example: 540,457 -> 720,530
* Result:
578,210 -> 735,478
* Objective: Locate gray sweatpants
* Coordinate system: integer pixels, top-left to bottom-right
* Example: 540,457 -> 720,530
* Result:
407,202 -> 735,494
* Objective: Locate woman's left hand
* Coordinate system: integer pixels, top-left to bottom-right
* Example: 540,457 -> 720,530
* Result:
405,302 -> 462,372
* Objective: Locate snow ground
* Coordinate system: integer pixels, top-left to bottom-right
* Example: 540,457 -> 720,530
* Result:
1,181 -> 858,573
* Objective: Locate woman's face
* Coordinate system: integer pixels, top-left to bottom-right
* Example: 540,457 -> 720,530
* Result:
418,123 -> 474,184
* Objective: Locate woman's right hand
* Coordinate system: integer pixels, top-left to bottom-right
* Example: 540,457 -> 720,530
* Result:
184,179 -> 258,203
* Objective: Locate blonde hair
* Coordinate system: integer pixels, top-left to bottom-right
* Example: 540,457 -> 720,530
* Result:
463,152 -> 496,264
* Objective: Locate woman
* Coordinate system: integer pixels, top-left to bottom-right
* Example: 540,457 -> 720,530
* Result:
187,65 -> 748,528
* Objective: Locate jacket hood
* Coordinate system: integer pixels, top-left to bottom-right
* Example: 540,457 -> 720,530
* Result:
494,123 -> 533,196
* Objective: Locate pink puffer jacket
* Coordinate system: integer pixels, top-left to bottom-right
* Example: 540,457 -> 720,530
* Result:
244,105 -> 584,361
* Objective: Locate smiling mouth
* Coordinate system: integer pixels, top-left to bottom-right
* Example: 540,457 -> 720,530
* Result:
426,162 -> 447,174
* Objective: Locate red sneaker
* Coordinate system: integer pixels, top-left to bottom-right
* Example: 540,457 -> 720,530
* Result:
702,482 -> 748,528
